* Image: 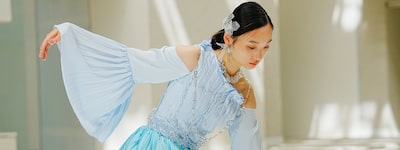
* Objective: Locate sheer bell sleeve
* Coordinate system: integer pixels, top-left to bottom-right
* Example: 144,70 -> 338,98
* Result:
228,108 -> 263,150
54,22 -> 190,142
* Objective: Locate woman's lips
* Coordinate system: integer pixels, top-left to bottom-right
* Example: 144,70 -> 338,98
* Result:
250,62 -> 258,66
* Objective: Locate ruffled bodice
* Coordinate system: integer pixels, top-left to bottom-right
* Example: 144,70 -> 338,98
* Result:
147,41 -> 244,149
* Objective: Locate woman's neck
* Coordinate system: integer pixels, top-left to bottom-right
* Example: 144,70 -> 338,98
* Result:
222,51 -> 241,76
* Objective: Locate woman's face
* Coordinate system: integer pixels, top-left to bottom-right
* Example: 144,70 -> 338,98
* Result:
229,24 -> 273,69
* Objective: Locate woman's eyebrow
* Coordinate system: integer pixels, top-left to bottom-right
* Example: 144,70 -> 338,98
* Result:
248,39 -> 272,44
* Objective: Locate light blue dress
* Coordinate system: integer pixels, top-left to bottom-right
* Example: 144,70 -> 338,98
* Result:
54,22 -> 262,150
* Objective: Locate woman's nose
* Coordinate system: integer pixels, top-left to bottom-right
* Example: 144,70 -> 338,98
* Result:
253,50 -> 263,60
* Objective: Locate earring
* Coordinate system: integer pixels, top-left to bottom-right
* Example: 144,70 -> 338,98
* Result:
225,46 -> 232,54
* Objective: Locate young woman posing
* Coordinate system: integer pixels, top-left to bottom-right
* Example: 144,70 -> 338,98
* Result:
39,2 -> 273,149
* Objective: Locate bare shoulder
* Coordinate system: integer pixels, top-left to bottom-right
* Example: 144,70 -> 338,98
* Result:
233,78 -> 257,109
176,45 -> 201,71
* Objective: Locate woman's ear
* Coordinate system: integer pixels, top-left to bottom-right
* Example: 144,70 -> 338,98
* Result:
223,33 -> 234,46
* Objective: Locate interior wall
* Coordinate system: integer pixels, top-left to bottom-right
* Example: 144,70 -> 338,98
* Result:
386,4 -> 400,129
36,0 -> 97,149
358,0 -> 399,138
280,0 -> 399,141
0,0 -> 98,149
0,0 -> 30,149
260,0 -> 283,142
280,0 -> 360,139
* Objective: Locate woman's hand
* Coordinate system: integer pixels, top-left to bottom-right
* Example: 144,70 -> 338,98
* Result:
39,29 -> 61,61
231,77 -> 256,109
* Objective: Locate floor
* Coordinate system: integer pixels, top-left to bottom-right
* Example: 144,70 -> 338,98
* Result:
267,139 -> 400,150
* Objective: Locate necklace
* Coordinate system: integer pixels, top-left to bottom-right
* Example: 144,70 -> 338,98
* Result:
217,49 -> 243,84
220,61 -> 243,83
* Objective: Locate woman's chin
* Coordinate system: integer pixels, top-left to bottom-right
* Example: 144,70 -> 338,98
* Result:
243,65 -> 257,70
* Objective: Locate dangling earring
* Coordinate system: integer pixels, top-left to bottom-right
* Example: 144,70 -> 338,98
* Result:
225,46 -> 232,54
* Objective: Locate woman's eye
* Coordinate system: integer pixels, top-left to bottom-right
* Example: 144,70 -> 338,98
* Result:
248,46 -> 256,50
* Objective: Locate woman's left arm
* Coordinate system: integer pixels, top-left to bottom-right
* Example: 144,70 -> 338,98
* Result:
229,78 -> 263,149
231,77 -> 256,108
228,108 -> 263,150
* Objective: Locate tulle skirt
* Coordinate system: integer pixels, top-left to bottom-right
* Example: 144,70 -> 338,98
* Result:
120,126 -> 189,150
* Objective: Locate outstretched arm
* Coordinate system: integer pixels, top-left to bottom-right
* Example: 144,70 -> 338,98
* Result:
36,22 -> 202,142
38,26 -> 201,74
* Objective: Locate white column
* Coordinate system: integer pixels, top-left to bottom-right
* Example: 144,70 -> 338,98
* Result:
259,0 -> 284,146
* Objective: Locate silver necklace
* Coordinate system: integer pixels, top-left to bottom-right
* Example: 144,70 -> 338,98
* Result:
217,49 -> 243,84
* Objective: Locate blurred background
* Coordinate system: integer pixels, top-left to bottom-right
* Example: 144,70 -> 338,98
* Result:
0,0 -> 399,149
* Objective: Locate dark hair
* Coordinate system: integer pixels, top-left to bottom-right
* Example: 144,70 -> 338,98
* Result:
211,2 -> 274,50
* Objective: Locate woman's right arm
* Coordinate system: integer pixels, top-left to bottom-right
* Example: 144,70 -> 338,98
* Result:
36,22 -> 199,142
38,22 -> 200,82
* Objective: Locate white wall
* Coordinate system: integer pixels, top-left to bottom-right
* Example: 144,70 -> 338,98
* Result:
280,0 -> 360,139
260,0 -> 283,143
280,0 -> 399,141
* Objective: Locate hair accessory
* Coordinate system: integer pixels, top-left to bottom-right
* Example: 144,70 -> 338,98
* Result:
222,13 -> 240,35
216,42 -> 225,49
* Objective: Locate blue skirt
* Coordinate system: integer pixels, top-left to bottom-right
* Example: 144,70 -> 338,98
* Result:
120,126 -> 189,150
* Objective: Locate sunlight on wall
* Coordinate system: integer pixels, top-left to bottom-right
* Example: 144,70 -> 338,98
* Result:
0,0 -> 12,22
332,0 -> 363,32
153,0 -> 190,45
309,101 -> 399,139
380,103 -> 400,137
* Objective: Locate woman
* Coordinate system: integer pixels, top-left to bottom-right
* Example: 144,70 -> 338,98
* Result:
39,1 -> 273,150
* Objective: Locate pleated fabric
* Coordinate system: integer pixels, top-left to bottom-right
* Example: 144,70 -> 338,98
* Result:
55,22 -> 189,142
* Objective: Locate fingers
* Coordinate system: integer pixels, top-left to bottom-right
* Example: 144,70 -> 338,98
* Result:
39,29 -> 60,61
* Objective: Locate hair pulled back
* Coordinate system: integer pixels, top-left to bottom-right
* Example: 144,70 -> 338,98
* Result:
211,2 -> 274,50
